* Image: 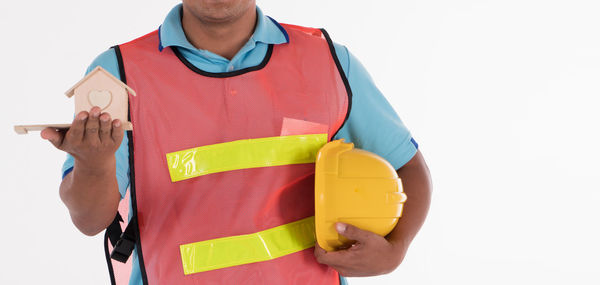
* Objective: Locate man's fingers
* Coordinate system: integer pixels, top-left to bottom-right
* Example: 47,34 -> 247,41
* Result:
41,127 -> 65,149
336,223 -> 375,243
68,111 -> 88,142
111,119 -> 124,144
84,107 -> 101,144
99,113 -> 112,143
314,243 -> 328,257
315,224 -> 379,267
314,243 -> 350,266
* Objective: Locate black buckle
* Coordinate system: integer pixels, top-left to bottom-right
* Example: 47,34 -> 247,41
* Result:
110,233 -> 136,263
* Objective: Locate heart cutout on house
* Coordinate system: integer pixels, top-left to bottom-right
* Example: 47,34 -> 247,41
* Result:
88,90 -> 113,110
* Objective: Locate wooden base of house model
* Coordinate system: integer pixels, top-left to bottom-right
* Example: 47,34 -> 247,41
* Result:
14,122 -> 133,135
14,66 -> 136,135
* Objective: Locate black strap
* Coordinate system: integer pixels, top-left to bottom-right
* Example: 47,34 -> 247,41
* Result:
106,212 -> 124,247
109,215 -> 138,263
105,211 -> 138,264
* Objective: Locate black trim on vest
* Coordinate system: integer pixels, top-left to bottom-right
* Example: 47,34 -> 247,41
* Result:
104,45 -> 127,285
104,229 -> 117,285
171,44 -> 274,78
124,122 -> 150,285
113,45 -> 127,83
319,29 -> 353,140
102,45 -> 150,285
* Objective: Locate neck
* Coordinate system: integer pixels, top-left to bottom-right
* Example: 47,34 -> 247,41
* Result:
181,6 -> 257,60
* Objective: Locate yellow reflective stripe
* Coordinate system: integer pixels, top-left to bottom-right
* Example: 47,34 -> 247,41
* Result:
166,134 -> 327,182
180,216 -> 316,275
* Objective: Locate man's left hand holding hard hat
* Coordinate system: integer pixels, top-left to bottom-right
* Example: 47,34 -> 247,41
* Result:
40,0 -> 432,283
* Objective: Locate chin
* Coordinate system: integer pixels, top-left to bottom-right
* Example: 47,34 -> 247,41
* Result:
183,0 -> 255,23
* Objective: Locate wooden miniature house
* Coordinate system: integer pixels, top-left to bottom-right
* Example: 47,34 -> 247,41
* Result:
65,66 -> 136,124
14,66 -> 135,134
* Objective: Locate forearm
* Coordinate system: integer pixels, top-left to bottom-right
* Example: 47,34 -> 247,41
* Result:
387,150 -> 432,265
59,158 -> 120,236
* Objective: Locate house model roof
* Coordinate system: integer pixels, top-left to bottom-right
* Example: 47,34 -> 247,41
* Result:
64,66 -> 136,97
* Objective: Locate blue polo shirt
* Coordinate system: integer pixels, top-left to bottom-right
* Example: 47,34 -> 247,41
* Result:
62,4 -> 417,285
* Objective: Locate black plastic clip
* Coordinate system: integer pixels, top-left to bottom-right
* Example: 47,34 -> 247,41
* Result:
110,216 -> 137,263
110,234 -> 136,263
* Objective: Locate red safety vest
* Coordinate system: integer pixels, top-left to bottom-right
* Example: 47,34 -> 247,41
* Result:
106,23 -> 350,284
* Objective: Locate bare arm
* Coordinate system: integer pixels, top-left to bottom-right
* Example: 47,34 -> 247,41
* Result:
43,107 -> 123,236
59,159 -> 120,236
386,150 -> 432,265
315,150 -> 432,276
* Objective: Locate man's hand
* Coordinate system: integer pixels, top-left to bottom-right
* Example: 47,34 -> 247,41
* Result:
41,106 -> 123,236
41,107 -> 124,169
314,223 -> 405,277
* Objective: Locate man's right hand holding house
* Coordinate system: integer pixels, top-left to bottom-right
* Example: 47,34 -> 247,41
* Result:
41,106 -> 124,236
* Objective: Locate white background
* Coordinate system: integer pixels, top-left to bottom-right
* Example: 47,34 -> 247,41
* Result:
2,0 -> 599,284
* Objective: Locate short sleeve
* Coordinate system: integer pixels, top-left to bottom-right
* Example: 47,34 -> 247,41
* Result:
331,43 -> 418,170
60,48 -> 131,199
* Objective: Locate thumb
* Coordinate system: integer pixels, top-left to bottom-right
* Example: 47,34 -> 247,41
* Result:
41,127 -> 65,150
336,223 -> 375,243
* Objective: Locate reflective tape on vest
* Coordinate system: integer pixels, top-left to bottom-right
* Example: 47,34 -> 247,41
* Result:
166,134 -> 328,182
180,216 -> 316,275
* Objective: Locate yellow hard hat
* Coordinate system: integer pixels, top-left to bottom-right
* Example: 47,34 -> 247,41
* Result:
315,139 -> 408,251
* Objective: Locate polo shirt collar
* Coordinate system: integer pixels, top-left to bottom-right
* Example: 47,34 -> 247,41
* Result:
158,4 -> 289,52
